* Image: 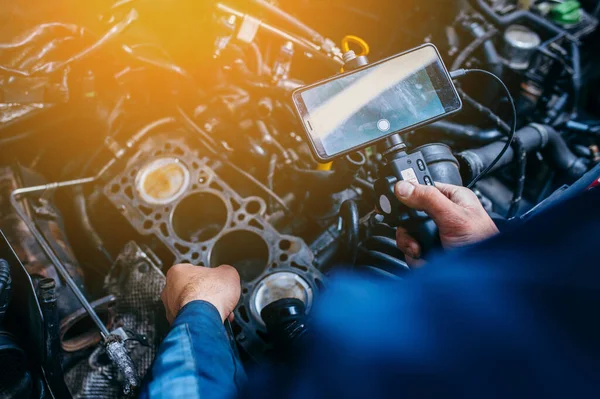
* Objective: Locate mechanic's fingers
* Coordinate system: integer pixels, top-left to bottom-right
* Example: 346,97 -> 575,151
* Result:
228,312 -> 235,323
213,264 -> 241,283
395,227 -> 421,259
394,181 -> 459,220
435,182 -> 480,207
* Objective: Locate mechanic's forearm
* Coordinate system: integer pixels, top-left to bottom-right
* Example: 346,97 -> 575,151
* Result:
140,300 -> 246,399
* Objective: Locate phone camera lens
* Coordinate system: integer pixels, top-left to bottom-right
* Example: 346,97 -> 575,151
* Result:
377,119 -> 391,132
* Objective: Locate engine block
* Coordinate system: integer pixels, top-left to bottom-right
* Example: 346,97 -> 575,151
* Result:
104,135 -> 324,358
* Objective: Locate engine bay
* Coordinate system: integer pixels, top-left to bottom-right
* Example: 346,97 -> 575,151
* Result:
1,0 -> 599,397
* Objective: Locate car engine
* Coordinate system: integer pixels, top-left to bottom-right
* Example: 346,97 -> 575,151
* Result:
0,0 -> 599,397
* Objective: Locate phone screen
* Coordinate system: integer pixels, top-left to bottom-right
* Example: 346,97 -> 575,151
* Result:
293,45 -> 462,161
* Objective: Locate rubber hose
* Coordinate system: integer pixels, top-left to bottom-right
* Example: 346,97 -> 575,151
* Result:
357,247 -> 410,276
73,187 -> 113,264
458,124 -> 588,182
451,27 -> 497,71
293,152 -> 366,194
364,236 -> 404,260
466,22 -> 503,78
428,120 -> 503,143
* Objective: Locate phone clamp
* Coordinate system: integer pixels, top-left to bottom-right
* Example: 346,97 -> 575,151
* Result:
375,138 -> 434,225
374,135 -> 462,257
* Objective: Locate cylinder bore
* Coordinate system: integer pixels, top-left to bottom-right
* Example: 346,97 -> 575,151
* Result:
209,230 -> 269,281
251,271 -> 313,327
136,158 -> 190,205
172,192 -> 228,243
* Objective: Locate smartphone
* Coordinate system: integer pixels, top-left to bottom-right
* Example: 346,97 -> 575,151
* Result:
292,44 -> 462,162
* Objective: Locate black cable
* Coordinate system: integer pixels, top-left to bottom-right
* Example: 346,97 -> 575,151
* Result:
456,87 -> 511,134
456,78 -> 526,214
451,69 -> 517,189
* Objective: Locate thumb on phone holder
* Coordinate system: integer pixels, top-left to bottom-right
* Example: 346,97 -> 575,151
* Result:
374,137 -> 463,258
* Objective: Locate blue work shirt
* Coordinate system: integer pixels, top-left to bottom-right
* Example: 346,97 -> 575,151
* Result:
141,186 -> 600,398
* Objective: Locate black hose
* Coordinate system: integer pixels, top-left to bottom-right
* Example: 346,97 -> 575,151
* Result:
363,236 -> 405,260
256,120 -> 290,161
428,120 -> 503,143
458,80 -> 524,216
73,187 -> 114,264
452,23 -> 501,77
357,247 -> 410,276
452,69 -> 517,189
72,145 -> 114,265
458,124 -> 588,182
292,152 -> 366,194
339,200 -> 359,265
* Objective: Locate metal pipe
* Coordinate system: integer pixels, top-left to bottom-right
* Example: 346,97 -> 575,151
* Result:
126,117 -> 176,149
9,162 -> 116,338
216,3 -> 343,68
249,0 -> 325,45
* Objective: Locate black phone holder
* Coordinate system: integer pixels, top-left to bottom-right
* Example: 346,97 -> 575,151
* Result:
373,135 -> 462,257
340,51 -> 462,258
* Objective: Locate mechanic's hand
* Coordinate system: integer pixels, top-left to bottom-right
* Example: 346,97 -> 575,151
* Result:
161,264 -> 241,324
394,181 -> 499,264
